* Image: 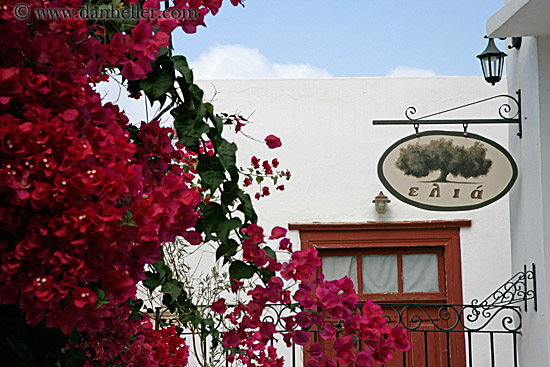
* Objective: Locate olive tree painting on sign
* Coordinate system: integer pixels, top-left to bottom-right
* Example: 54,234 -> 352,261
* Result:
395,138 -> 493,182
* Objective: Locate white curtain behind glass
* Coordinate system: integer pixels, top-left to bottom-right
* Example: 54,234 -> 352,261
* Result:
402,254 -> 439,292
362,255 -> 398,293
321,256 -> 357,291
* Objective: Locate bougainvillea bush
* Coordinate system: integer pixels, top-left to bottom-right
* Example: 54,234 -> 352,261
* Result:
0,0 -> 409,366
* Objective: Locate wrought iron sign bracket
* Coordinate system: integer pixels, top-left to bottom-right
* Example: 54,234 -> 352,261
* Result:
471,263 -> 537,312
373,89 -> 522,138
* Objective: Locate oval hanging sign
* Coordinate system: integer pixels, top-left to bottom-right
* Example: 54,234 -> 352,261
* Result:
377,131 -> 518,211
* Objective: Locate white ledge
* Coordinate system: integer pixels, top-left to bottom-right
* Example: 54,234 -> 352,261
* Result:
487,0 -> 550,38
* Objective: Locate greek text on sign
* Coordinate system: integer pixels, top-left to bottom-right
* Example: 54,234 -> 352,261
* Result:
377,131 -> 518,211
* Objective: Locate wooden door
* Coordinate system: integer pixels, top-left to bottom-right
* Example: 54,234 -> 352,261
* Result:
289,221 -> 469,367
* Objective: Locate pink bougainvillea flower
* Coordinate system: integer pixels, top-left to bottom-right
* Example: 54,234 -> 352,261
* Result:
121,60 -> 147,80
356,350 -> 374,367
234,117 -> 245,132
392,325 -> 412,351
269,226 -> 287,240
265,134 -> 282,149
73,288 -> 97,308
279,237 -> 292,251
183,230 -> 203,245
308,342 -> 324,359
292,330 -> 311,346
241,223 -> 264,243
230,278 -> 244,293
319,322 -> 337,340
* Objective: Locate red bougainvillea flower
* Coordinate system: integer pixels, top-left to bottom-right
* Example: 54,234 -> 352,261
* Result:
262,160 -> 273,174
264,135 -> 282,149
212,298 -> 227,314
251,156 -> 261,168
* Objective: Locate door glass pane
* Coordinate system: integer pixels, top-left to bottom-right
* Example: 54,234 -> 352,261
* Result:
402,254 -> 439,292
321,256 -> 357,291
362,255 -> 398,293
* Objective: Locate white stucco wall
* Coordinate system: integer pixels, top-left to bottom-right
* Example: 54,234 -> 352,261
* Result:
493,35 -> 550,366
196,77 -> 512,309
195,76 -> 516,366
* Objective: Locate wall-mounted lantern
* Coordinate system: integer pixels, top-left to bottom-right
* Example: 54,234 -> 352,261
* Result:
373,191 -> 390,215
477,38 -> 507,86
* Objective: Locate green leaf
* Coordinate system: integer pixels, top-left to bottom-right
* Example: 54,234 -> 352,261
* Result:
216,239 -> 239,260
229,260 -> 256,280
162,279 -> 183,304
67,347 -> 86,367
197,155 -> 225,191
200,170 -> 225,192
258,267 -> 276,283
174,115 -> 210,154
128,298 -> 144,321
205,103 -> 223,135
189,84 -> 204,103
216,218 -> 241,243
139,67 -> 175,102
153,259 -> 170,281
202,202 -> 225,236
237,192 -> 257,222
190,315 -> 203,328
142,273 -> 160,291
263,246 -> 277,261
203,202 -> 224,219
218,139 -> 238,173
94,287 -> 110,308
156,46 -> 170,59
121,209 -> 136,226
222,179 -> 240,205
172,55 -> 194,84
65,329 -> 86,367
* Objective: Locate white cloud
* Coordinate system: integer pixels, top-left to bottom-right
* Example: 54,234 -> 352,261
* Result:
386,65 -> 437,77
189,44 -> 332,79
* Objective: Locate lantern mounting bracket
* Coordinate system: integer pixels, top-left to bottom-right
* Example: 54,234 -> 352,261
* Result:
372,89 -> 522,138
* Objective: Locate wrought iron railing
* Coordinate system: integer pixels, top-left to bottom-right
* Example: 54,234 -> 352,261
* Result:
149,264 -> 536,367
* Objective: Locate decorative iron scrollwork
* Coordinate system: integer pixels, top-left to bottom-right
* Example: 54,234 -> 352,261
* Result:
378,303 -> 522,333
472,263 -> 537,312
373,89 -> 523,138
147,263 -> 535,337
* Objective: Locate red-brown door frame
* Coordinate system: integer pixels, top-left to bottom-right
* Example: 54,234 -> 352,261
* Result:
289,220 -> 471,367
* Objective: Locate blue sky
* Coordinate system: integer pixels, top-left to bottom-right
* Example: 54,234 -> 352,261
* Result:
173,1 -> 507,79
